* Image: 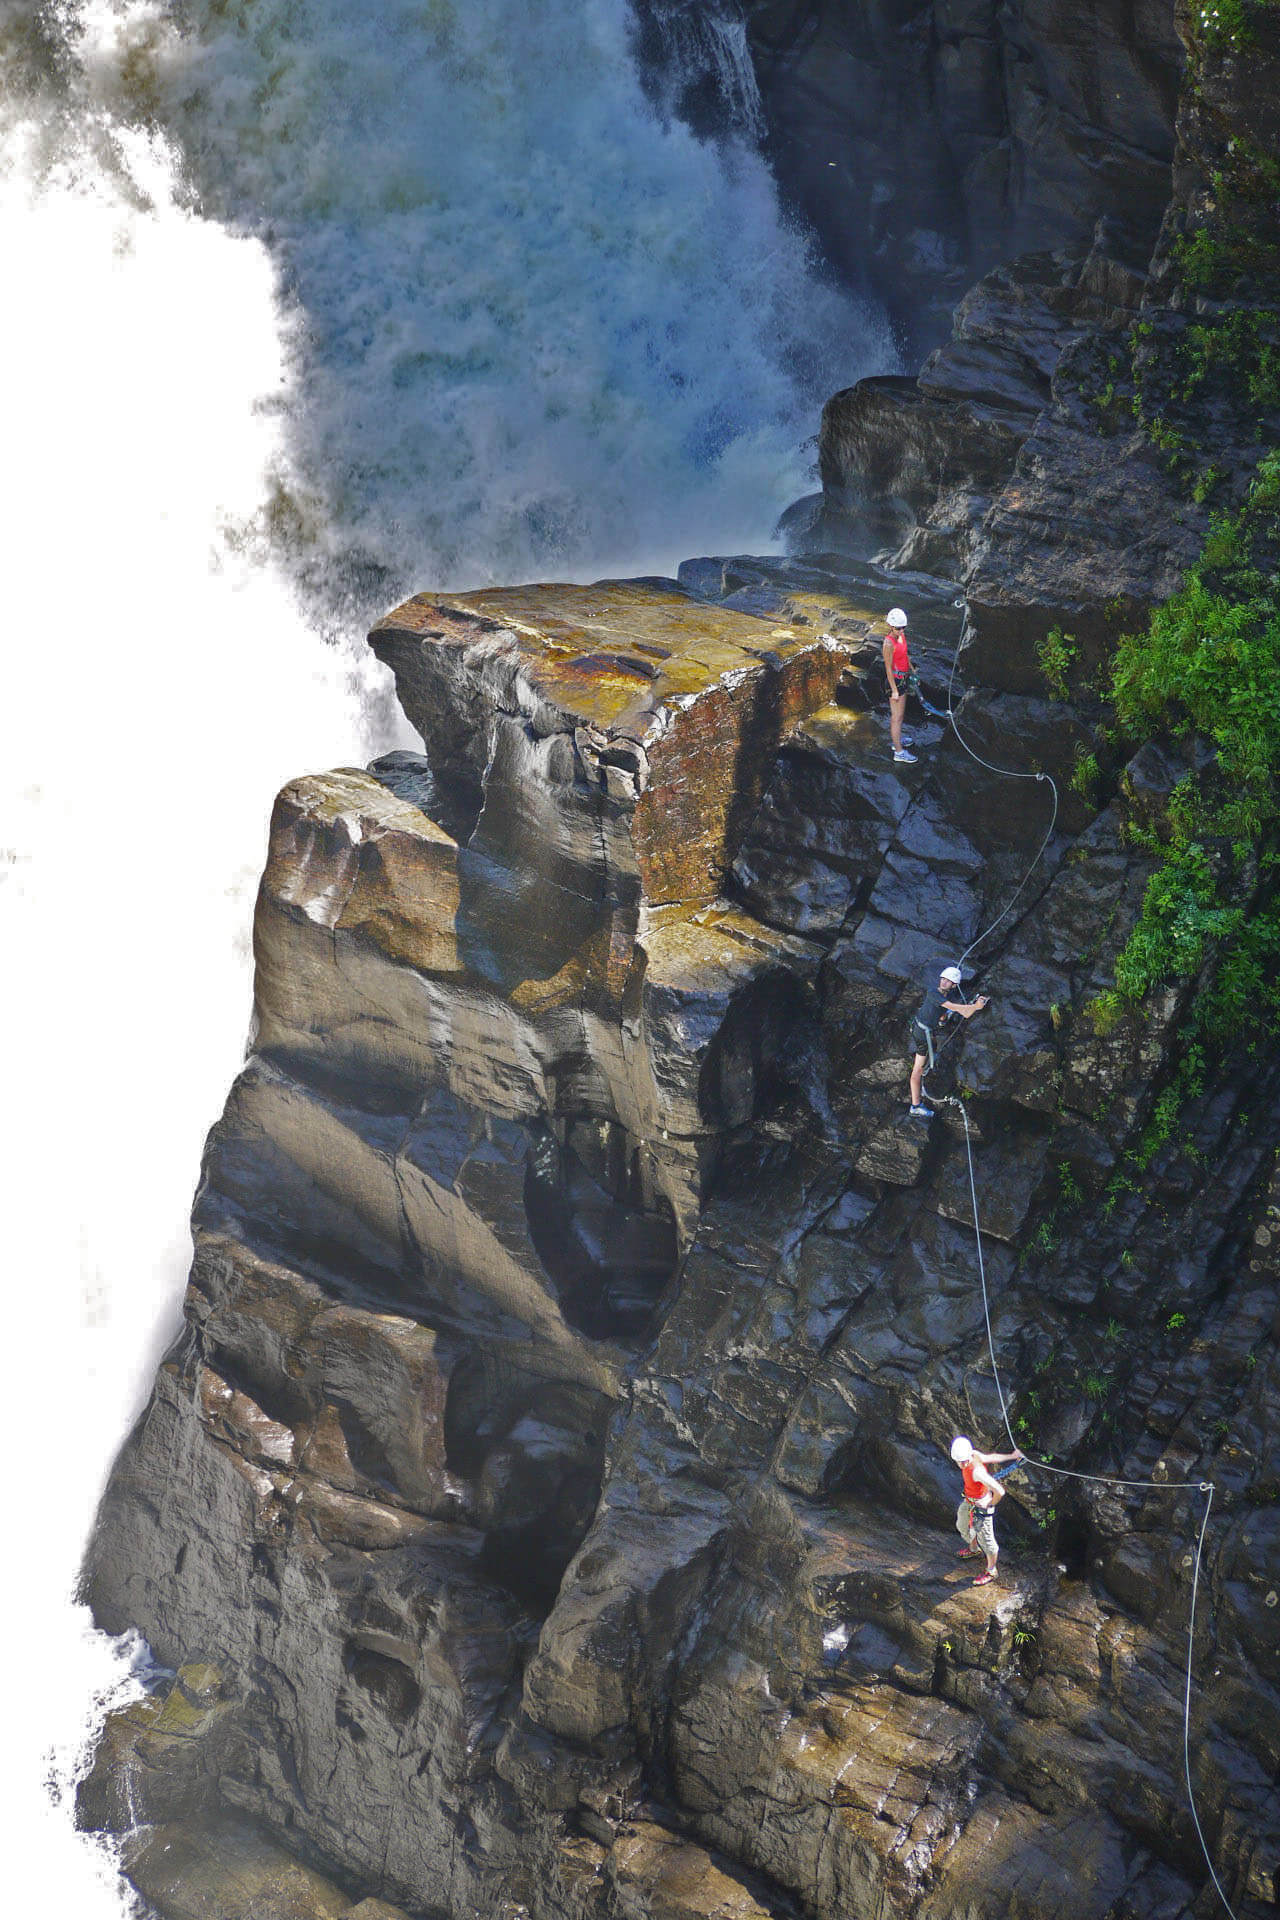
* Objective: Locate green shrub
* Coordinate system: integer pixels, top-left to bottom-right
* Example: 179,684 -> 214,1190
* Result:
1037,627 -> 1077,700
1193,0 -> 1252,50
1071,747 -> 1101,805
1097,453 -> 1280,1049
1178,310 -> 1280,413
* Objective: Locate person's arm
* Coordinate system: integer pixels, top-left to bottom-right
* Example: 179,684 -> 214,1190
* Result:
882,634 -> 898,694
976,1449 -> 1024,1466
942,995 -> 989,1019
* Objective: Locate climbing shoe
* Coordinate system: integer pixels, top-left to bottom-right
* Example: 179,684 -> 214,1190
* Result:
956,1545 -> 982,1557
908,1104 -> 934,1120
893,748 -> 918,763
972,1569 -> 997,1587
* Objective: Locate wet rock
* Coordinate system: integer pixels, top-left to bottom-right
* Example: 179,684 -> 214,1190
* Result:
731,702 -> 914,938
76,1666 -> 242,1836
85,546 -> 1280,1918
606,1823 -> 775,1920
83,125 -> 1280,1907
121,1816 -> 397,1920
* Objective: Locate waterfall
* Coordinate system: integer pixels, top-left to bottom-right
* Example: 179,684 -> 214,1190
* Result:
56,0 -> 889,607
631,0 -> 768,140
0,0 -> 890,1907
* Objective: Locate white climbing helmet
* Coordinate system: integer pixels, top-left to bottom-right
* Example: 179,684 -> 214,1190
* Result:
886,607 -> 908,627
940,965 -> 963,986
950,1436 -> 974,1464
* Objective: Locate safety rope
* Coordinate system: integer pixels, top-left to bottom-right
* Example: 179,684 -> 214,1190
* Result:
941,638 -> 1061,973
938,1093 -> 1234,1918
916,627 -> 1238,1919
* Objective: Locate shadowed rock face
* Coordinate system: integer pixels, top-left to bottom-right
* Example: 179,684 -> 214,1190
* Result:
715,0 -> 1184,355
83,545 -> 1279,1918
810,1 -> 1280,690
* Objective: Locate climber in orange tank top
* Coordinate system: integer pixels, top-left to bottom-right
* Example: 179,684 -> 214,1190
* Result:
949,1434 -> 1024,1586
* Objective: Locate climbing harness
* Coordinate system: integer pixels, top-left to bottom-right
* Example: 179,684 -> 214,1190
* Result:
911,1018 -> 936,1069
920,627 -> 1238,1920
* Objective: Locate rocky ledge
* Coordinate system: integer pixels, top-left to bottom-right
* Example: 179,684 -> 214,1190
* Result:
82,547 -> 1278,1918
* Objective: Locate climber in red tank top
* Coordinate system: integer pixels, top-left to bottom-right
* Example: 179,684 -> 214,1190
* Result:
882,606 -> 917,764
949,1434 -> 1024,1586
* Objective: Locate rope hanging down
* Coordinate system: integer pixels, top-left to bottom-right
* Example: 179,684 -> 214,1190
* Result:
921,630 -> 1238,1920
942,633 -> 1060,973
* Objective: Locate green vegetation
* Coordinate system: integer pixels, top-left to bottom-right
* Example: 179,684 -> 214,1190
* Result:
1178,310 -> 1280,415
1192,465 -> 1225,506
1101,1169 -> 1139,1216
1191,1 -> 1280,58
1174,115 -> 1280,298
1090,454 -> 1280,1059
1026,1161 -> 1090,1264
1037,626 -> 1078,700
1193,0 -> 1253,50
1071,747 -> 1101,806
1056,1162 -> 1083,1208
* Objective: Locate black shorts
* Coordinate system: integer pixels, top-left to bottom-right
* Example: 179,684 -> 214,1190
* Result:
910,1020 -> 935,1065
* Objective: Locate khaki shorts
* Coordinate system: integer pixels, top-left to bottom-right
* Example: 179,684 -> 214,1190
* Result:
957,1497 -> 997,1558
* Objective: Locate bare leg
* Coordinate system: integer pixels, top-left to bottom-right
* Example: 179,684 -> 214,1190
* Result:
889,689 -> 906,750
910,1053 -> 926,1106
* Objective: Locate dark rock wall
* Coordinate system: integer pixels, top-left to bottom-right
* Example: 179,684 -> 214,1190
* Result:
813,0 -> 1280,658
723,0 -> 1183,353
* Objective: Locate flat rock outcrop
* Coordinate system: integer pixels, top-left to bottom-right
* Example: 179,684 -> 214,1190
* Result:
83,558 -> 1278,1919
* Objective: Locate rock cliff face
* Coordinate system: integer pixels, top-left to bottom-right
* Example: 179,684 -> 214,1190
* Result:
81,9 -> 1280,1919
690,0 -> 1185,353
813,0 -> 1280,645
84,549 -> 1278,1919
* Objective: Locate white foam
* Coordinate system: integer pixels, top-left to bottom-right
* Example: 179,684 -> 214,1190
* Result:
0,60 -> 389,1916
67,0 -> 888,597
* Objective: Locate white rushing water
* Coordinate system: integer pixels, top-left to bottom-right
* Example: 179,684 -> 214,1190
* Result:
0,0 -> 888,1906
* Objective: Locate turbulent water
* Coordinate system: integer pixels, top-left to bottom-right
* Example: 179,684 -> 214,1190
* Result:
0,0 -> 888,1906
62,0 -> 885,602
